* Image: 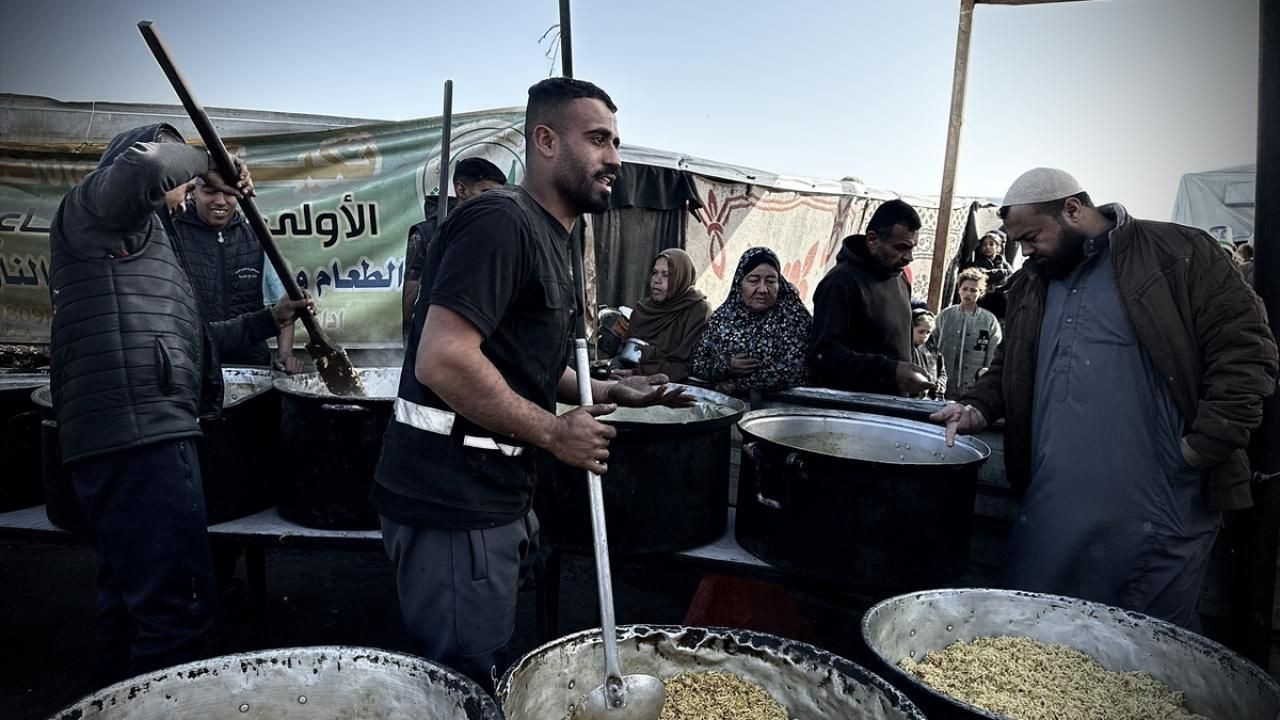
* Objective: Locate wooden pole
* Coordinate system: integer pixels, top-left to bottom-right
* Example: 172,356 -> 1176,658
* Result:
926,0 -> 976,310
137,21 -> 362,396
977,0 -> 1087,5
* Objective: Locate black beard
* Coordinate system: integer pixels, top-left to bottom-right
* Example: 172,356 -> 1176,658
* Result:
556,154 -> 613,215
1031,223 -> 1090,279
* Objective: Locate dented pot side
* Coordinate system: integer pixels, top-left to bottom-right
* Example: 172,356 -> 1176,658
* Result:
48,646 -> 501,720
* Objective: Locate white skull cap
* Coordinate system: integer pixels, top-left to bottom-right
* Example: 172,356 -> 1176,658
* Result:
1001,167 -> 1084,207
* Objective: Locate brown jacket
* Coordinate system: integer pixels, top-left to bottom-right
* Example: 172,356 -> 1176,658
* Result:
962,205 -> 1277,511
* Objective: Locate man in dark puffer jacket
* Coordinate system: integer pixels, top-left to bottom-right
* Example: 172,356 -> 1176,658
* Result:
932,167 -> 1276,629
48,123 -> 311,681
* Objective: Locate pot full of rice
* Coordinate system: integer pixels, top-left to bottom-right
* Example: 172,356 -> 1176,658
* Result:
497,625 -> 925,720
861,588 -> 1280,720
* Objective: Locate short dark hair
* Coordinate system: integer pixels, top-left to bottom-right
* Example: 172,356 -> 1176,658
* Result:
454,157 -> 507,186
998,191 -> 1093,220
866,199 -> 922,240
912,307 -> 936,326
526,77 -> 617,132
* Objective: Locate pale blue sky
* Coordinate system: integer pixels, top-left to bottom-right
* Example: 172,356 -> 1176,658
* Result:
0,0 -> 1259,219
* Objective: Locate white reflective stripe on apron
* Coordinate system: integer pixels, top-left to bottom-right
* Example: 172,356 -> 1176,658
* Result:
393,397 -> 524,457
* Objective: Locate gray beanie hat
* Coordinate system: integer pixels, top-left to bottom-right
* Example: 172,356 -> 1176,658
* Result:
1002,167 -> 1084,207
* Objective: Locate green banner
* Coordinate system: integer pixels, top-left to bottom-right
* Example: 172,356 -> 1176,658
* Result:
0,108 -> 527,347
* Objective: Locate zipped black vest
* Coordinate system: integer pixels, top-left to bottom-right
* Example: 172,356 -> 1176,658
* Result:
173,208 -> 270,366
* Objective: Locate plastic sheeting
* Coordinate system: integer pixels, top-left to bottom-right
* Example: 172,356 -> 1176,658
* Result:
1172,164 -> 1256,245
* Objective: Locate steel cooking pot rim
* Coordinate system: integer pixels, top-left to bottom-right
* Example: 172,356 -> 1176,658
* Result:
496,623 -> 924,717
272,367 -> 400,401
737,407 -> 991,465
603,383 -> 746,428
0,372 -> 49,390
30,384 -> 51,408
222,366 -> 276,408
559,383 -> 746,432
859,587 -> 1280,720
49,644 -> 499,719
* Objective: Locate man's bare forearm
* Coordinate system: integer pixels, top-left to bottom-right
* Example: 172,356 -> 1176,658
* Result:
556,366 -> 618,404
277,323 -> 295,356
418,340 -> 558,449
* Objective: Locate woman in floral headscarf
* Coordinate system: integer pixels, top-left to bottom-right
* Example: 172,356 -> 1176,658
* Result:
691,247 -> 812,394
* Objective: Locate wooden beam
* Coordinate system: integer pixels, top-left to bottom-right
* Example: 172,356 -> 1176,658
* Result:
977,0 -> 1090,5
926,0 -> 976,310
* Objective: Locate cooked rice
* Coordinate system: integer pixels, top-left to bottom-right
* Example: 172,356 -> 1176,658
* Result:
658,671 -> 791,720
900,635 -> 1209,720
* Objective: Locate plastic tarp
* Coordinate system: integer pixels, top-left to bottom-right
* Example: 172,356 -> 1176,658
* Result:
1171,164 -> 1256,245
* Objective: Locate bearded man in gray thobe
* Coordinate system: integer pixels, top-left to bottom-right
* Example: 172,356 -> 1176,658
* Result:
932,168 -> 1277,629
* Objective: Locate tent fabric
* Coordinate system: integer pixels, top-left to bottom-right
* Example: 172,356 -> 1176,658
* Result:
591,207 -> 686,309
606,163 -> 703,212
1171,164 -> 1256,245
0,92 -> 997,347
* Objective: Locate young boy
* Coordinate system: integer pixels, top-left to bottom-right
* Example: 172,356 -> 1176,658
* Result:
937,268 -> 1003,399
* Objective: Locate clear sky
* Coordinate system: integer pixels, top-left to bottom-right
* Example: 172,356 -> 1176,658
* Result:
0,0 -> 1260,219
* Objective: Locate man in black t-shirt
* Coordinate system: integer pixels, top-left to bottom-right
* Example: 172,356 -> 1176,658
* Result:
372,78 -> 687,690
401,157 -> 508,335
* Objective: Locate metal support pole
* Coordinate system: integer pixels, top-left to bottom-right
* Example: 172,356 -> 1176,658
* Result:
438,80 -> 453,223
559,0 -> 574,78
926,0 -> 976,310
1234,0 -> 1280,668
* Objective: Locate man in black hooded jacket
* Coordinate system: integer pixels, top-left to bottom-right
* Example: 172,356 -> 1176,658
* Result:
808,199 -> 933,396
48,123 -> 311,680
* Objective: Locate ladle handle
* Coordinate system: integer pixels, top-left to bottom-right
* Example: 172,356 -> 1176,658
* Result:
574,339 -> 626,707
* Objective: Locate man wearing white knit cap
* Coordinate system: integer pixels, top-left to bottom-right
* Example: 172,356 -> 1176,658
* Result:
931,167 -> 1277,629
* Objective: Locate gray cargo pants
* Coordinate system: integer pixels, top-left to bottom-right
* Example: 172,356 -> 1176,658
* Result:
380,511 -> 539,691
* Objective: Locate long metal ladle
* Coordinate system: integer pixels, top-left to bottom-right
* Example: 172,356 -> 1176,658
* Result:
566,232 -> 665,720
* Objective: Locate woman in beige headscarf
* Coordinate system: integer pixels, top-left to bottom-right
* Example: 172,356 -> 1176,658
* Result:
614,248 -> 711,383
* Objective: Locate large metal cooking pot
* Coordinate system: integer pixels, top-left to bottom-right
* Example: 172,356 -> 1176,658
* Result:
1,371 -> 48,511
273,367 -> 399,530
861,588 -> 1280,720
201,367 -> 279,523
736,408 -> 990,590
35,368 -> 278,531
537,385 -> 745,553
30,385 -> 83,531
498,624 -> 926,719
48,645 -> 500,720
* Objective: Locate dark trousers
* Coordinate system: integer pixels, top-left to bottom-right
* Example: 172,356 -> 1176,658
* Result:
72,439 -> 216,683
380,511 -> 538,692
